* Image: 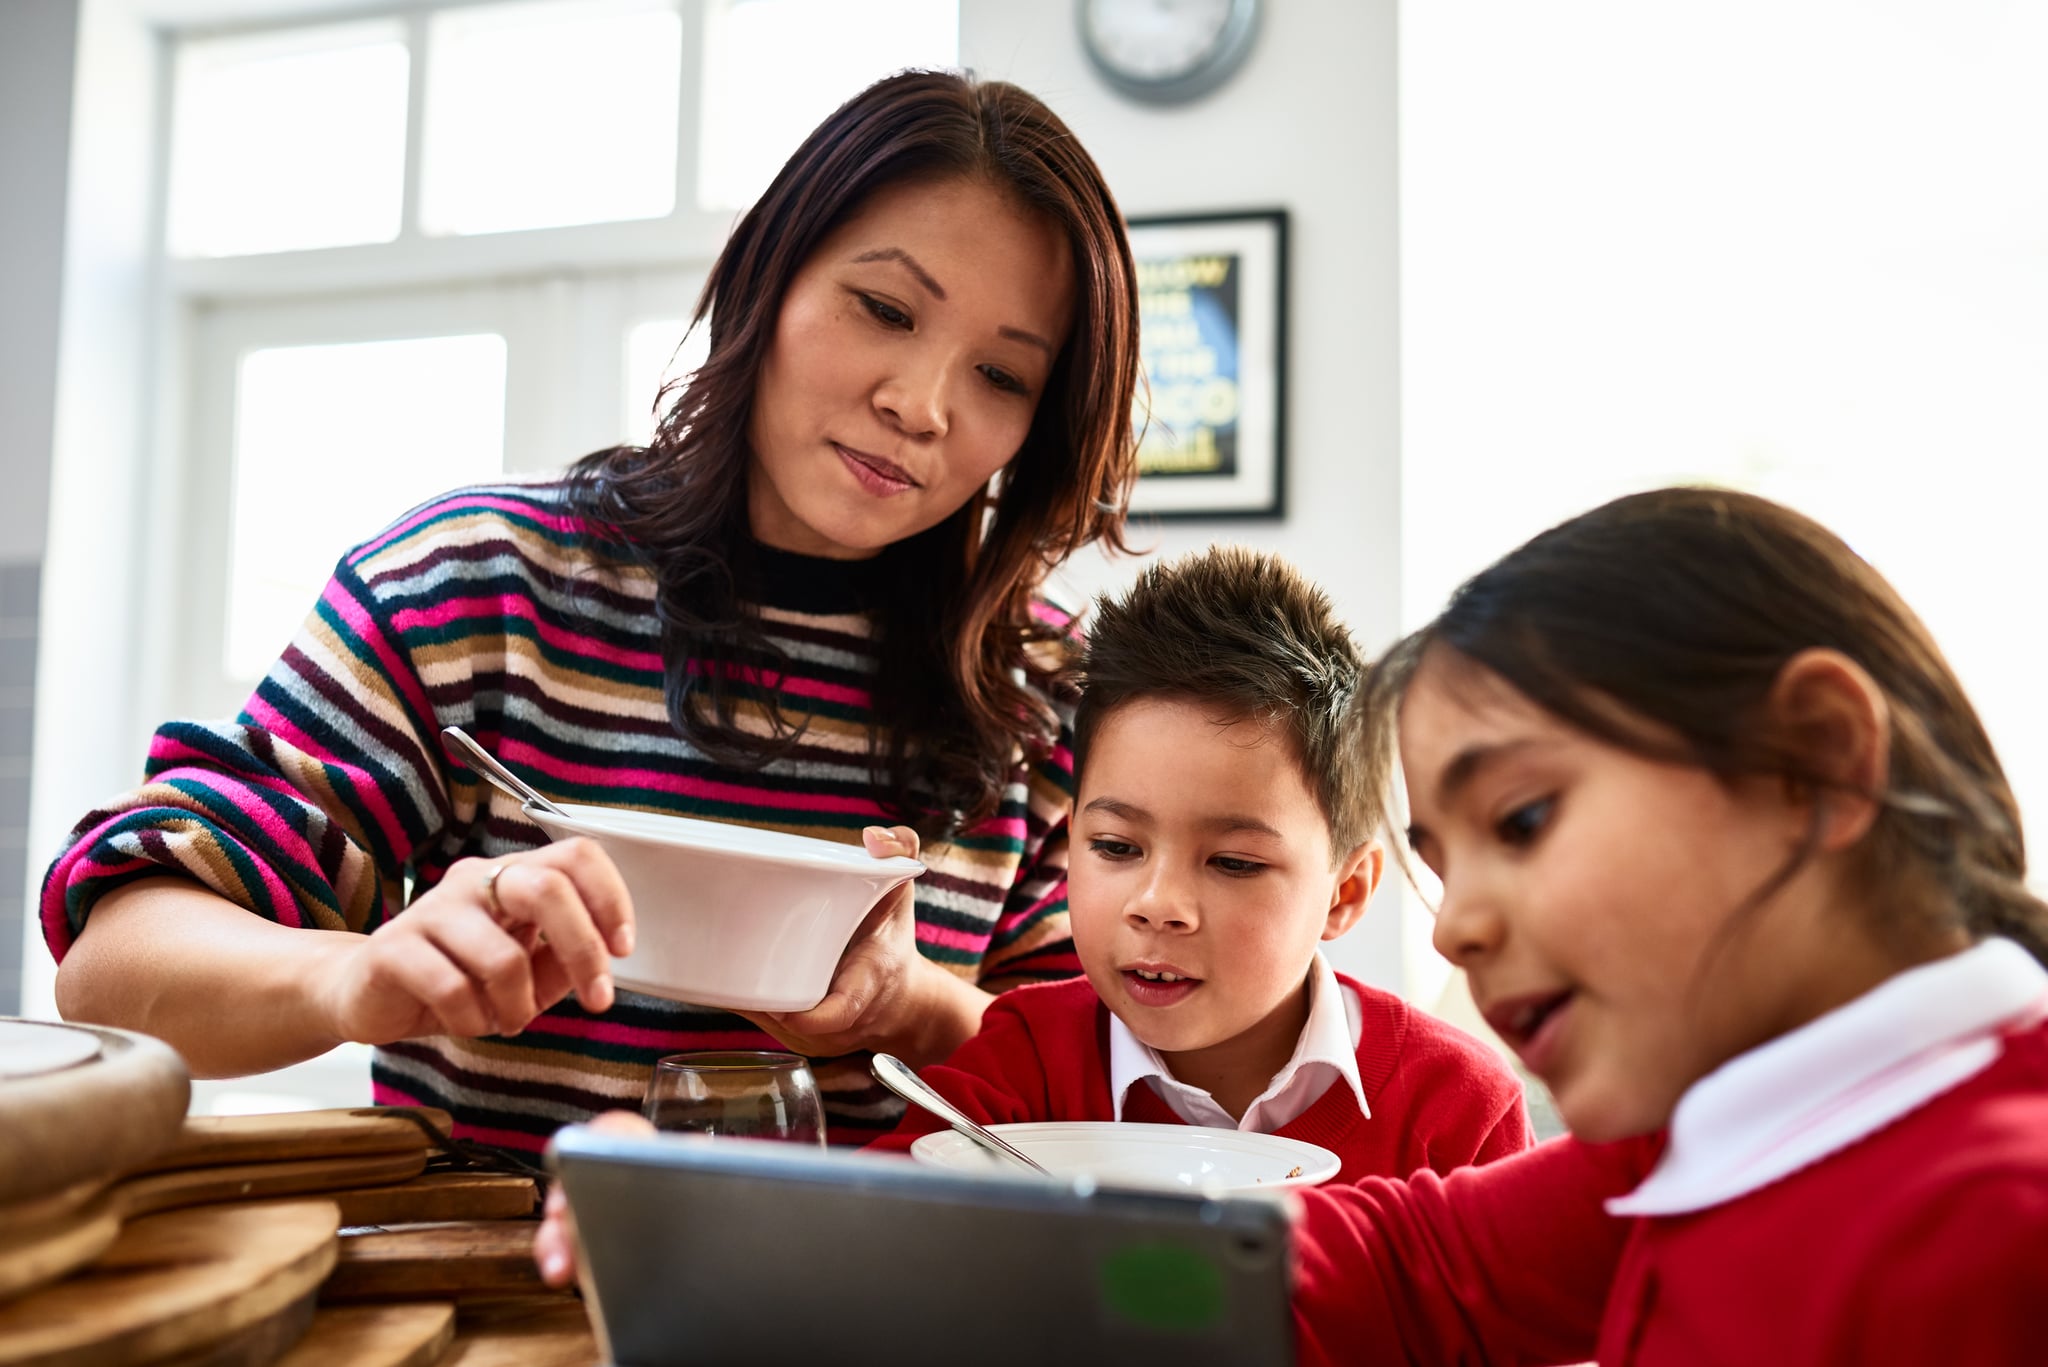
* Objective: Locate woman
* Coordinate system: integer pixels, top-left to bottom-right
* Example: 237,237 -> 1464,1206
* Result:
43,70 -> 1140,1154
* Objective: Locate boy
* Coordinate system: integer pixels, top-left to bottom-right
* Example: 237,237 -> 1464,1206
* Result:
868,547 -> 1530,1179
532,547 -> 1530,1288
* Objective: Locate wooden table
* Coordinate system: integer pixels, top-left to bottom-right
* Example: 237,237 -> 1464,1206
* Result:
0,1097 -> 599,1367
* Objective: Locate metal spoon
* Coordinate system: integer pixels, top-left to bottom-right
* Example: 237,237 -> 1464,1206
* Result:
871,1052 -> 1051,1176
440,726 -> 568,819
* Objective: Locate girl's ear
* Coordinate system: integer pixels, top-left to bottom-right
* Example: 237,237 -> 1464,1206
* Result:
1766,648 -> 1890,852
1323,842 -> 1385,940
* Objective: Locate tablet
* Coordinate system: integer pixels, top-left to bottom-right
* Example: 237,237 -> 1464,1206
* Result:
548,1125 -> 1295,1367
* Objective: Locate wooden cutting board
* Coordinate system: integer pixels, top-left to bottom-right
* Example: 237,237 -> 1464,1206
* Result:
153,1288 -> 317,1367
331,1173 -> 538,1227
132,1107 -> 454,1174
0,1152 -> 430,1305
115,1150 -> 431,1220
271,1302 -> 457,1367
321,1222 -> 559,1303
436,1297 -> 599,1367
0,1020 -> 191,1205
0,1195 -> 122,1303
0,1199 -> 340,1367
0,1177 -> 110,1230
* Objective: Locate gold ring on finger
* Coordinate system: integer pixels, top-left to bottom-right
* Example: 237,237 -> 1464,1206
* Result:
482,862 -> 507,918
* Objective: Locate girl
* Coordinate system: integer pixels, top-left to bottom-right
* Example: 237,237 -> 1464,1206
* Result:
44,71 -> 1139,1154
1293,486 -> 2048,1365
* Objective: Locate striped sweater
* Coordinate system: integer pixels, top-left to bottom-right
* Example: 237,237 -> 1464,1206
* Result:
41,478 -> 1080,1153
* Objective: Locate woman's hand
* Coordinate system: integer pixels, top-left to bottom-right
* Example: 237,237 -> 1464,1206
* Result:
319,838 -> 635,1047
738,826 -> 990,1067
534,1109 -> 656,1288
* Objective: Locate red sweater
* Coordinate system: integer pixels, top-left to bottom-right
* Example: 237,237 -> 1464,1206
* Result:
1292,1015 -> 2048,1365
867,973 -> 1532,1183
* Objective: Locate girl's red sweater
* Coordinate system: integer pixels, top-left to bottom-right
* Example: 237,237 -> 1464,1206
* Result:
1293,1015 -> 2048,1365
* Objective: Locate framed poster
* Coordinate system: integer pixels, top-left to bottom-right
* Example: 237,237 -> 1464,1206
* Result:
1126,208 -> 1287,519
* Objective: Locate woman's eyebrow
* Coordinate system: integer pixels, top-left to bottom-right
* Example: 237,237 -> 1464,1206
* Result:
852,248 -> 1054,354
852,247 -> 946,299
1000,325 -> 1054,354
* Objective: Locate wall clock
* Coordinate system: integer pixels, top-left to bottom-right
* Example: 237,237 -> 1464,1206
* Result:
1077,0 -> 1263,105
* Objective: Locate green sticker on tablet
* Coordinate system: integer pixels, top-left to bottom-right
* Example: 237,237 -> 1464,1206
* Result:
1098,1242 -> 1226,1331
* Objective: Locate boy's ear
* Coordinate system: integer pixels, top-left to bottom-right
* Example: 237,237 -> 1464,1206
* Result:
1767,648 -> 1889,853
1322,842 -> 1384,941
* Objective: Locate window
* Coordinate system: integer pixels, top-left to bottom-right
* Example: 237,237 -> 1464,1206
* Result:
421,0 -> 685,236
163,0 -> 959,257
697,0 -> 958,211
623,316 -> 711,446
182,268 -> 707,715
167,21 -> 409,257
225,335 -> 508,677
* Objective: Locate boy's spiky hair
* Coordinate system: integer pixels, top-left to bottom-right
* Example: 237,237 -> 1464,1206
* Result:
1074,546 -> 1383,857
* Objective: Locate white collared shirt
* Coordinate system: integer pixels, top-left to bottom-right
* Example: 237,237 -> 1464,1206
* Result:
1108,951 -> 1372,1133
1609,936 -> 2048,1218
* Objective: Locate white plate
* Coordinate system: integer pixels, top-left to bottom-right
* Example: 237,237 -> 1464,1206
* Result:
910,1121 -> 1340,1192
531,802 -> 925,877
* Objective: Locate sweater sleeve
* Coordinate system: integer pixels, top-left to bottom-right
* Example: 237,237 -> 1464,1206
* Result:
974,709 -> 1080,992
1414,1036 -> 1536,1176
863,989 -> 1059,1154
1366,987 -> 1537,1177
1467,1093 -> 1536,1168
1292,1134 -> 1656,1367
41,547 -> 462,957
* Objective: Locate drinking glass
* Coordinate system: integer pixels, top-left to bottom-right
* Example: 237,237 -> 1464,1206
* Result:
641,1051 -> 826,1147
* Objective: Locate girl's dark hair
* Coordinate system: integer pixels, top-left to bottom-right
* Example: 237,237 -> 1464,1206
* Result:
566,70 -> 1139,840
1366,486 -> 2048,966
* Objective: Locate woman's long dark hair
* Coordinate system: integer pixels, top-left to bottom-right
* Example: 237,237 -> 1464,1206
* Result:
1366,486 -> 2048,966
567,71 -> 1139,840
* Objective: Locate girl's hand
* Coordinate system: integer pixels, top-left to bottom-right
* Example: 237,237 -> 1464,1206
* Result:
738,826 -> 986,1066
320,838 -> 635,1046
534,1109 -> 656,1288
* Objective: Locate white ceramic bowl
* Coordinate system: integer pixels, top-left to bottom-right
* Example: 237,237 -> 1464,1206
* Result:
526,802 -> 923,1012
909,1121 -> 1340,1192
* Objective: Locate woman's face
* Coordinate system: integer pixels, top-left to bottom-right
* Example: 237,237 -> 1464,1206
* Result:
745,175 -> 1077,560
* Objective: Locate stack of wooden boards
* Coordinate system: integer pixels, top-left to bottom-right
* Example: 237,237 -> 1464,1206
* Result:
0,1017 -> 598,1366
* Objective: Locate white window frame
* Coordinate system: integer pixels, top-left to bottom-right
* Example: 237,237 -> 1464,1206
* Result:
165,0 -> 733,290
169,267 -> 709,718
148,0 -> 729,724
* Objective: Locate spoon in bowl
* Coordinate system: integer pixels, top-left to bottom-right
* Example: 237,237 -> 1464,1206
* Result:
440,726 -> 569,820
871,1052 -> 1051,1176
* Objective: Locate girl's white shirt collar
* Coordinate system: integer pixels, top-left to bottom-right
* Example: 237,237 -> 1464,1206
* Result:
1610,937 -> 2048,1217
1107,951 -> 1371,1134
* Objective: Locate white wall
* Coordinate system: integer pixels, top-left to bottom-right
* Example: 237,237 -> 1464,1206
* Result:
1401,0 -> 2048,876
960,1 -> 1409,989
1,0 -> 83,1019
0,0 -> 77,565
14,0 -> 163,1020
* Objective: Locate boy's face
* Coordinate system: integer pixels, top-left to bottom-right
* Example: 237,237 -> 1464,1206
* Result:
1071,698 -> 1379,1094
